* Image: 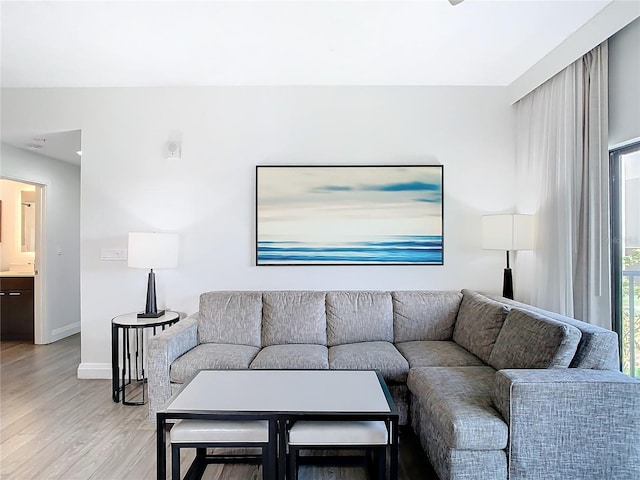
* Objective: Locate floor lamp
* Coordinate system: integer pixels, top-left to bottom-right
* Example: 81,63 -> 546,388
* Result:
128,232 -> 179,318
482,214 -> 533,300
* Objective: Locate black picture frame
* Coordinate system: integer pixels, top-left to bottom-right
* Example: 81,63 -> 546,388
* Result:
256,165 -> 444,266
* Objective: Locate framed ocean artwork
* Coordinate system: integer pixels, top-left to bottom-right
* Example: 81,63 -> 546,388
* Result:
255,165 -> 444,265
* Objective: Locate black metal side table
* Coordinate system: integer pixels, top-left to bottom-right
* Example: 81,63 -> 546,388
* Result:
111,311 -> 180,405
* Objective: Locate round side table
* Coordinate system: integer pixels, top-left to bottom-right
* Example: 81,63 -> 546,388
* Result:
111,311 -> 180,405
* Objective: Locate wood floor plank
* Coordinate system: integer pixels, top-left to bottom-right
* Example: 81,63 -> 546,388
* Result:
1,335 -> 438,479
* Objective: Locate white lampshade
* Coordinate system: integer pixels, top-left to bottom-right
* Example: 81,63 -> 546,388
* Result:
482,215 -> 534,251
128,232 -> 179,269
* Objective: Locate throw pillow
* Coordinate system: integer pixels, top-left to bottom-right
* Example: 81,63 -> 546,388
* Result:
452,290 -> 509,363
488,308 -> 582,370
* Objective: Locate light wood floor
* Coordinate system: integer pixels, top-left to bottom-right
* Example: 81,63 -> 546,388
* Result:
0,335 -> 438,480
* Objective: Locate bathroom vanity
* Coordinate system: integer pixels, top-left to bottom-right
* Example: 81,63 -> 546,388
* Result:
0,273 -> 34,342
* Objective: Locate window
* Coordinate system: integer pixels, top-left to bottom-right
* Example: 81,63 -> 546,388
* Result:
611,142 -> 640,377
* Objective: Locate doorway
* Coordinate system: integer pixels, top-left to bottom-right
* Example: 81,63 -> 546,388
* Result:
1,130 -> 81,346
611,142 -> 640,377
0,178 -> 45,344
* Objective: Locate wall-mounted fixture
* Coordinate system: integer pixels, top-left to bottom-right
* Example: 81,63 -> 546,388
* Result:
482,214 -> 534,299
166,141 -> 181,160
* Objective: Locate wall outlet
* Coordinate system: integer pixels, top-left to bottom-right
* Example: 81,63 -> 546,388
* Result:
100,248 -> 127,261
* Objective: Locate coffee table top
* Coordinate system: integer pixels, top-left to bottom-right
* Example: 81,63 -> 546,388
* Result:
162,370 -> 394,415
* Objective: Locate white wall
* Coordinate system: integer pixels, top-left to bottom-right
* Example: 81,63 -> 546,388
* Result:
609,17 -> 640,147
0,144 -> 81,342
1,86 -> 516,378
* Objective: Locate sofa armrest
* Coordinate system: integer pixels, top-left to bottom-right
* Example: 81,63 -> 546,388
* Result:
147,313 -> 199,420
493,369 -> 640,480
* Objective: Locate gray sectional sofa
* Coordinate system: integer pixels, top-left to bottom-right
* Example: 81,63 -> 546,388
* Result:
147,289 -> 640,480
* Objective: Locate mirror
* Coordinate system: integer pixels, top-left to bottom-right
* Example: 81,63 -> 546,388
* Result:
21,190 -> 36,252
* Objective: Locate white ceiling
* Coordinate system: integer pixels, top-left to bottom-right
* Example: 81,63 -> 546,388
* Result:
0,0 -> 626,164
1,0 -> 615,88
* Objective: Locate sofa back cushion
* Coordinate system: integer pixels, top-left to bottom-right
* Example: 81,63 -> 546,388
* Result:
198,291 -> 262,347
484,293 -> 619,370
326,291 -> 393,346
488,308 -> 582,370
262,291 -> 327,346
453,290 -> 509,363
392,291 -> 462,343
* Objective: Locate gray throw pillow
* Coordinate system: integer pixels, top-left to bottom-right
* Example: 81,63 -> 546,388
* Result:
452,290 -> 509,363
488,308 -> 582,370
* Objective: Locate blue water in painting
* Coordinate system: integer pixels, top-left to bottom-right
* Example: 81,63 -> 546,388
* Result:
258,235 -> 442,264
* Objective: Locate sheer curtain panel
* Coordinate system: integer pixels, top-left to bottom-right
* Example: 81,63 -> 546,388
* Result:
515,42 -> 611,329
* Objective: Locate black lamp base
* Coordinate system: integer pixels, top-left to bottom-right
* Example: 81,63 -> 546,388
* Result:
137,310 -> 165,319
137,269 -> 165,318
503,267 -> 514,300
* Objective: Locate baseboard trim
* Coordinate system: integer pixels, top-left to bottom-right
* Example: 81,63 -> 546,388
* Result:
77,362 -> 112,379
50,322 -> 81,343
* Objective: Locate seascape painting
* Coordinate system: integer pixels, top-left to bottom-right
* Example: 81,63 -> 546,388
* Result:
256,165 -> 443,265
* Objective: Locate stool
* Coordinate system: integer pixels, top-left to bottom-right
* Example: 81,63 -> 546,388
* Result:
170,419 -> 275,480
287,420 -> 389,480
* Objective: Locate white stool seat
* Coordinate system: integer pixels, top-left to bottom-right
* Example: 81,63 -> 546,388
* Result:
170,419 -> 269,444
288,421 -> 388,446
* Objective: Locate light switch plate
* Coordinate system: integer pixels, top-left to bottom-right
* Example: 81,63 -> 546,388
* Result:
101,248 -> 127,261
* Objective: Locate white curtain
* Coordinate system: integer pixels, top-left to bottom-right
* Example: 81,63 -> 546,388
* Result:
515,42 -> 611,328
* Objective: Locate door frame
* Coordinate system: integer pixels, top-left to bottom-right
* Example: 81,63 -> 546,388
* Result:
1,175 -> 47,344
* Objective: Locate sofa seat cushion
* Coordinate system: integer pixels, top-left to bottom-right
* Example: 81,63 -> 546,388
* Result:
396,341 -> 484,368
328,341 -> 409,383
170,344 -> 260,383
488,308 -> 582,370
262,291 -> 327,346
407,366 -> 508,450
326,291 -> 393,346
249,344 -> 329,370
453,290 -> 509,364
392,291 -> 462,342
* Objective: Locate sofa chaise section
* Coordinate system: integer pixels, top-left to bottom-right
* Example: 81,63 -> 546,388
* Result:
408,294 -> 639,480
407,304 -> 585,480
408,366 -> 509,480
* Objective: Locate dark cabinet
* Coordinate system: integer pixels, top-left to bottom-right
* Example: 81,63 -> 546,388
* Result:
0,276 -> 34,342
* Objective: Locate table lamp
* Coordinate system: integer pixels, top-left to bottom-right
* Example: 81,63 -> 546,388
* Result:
482,214 -> 533,299
128,232 -> 179,318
